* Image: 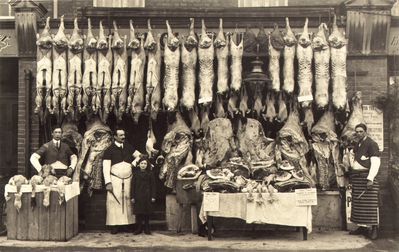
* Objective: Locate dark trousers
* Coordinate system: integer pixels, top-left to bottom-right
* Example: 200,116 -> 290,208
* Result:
135,214 -> 150,232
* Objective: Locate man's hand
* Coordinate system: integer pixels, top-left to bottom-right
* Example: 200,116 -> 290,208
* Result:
66,167 -> 74,177
151,198 -> 156,203
105,183 -> 113,192
131,198 -> 135,204
366,180 -> 374,190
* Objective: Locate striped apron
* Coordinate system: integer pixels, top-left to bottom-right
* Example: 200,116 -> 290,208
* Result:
350,171 -> 379,226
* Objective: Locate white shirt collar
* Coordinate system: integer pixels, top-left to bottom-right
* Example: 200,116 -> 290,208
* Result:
115,141 -> 123,148
53,139 -> 60,145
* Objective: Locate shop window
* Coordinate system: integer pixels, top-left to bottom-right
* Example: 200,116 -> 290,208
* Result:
238,0 -> 288,7
0,0 -> 14,18
93,0 -> 145,7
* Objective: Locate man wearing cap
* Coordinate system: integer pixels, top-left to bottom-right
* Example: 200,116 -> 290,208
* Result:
102,128 -> 141,234
349,123 -> 381,240
30,126 -> 77,178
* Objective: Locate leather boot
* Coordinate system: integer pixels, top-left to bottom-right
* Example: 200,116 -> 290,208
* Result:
134,215 -> 143,235
349,226 -> 367,235
144,215 -> 151,235
110,226 -> 118,235
368,225 -> 378,240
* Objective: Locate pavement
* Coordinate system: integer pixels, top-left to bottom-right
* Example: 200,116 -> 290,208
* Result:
0,230 -> 398,252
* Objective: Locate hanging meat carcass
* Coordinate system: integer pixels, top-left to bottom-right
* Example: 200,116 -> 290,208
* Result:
214,95 -> 226,118
257,24 -> 269,53
329,15 -> 348,111
111,21 -> 128,121
181,18 -> 198,110
163,20 -> 180,111
276,110 -> 315,186
127,20 -> 138,114
253,86 -> 263,118
283,17 -> 296,94
66,18 -> 84,117
76,119 -> 112,194
160,113 -> 193,189
198,19 -> 214,107
35,17 -> 53,117
61,122 -> 83,158
277,93 -> 288,122
313,23 -> 330,109
129,20 -> 147,123
263,93 -> 276,122
146,119 -> 159,159
269,23 -> 284,92
7,175 -> 29,212
81,18 -> 97,114
215,18 -> 229,95
341,91 -> 366,147
52,15 -> 68,118
239,86 -> 249,116
311,111 -> 343,190
297,18 -> 313,108
243,26 -> 257,53
230,28 -> 243,92
145,22 -> 162,121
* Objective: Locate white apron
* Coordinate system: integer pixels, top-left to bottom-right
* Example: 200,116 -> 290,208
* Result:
106,161 -> 135,225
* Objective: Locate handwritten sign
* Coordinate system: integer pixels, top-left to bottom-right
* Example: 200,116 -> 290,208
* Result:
203,192 -> 220,211
198,96 -> 213,104
362,105 -> 384,151
295,188 -> 317,206
64,182 -> 80,202
297,95 -> 313,103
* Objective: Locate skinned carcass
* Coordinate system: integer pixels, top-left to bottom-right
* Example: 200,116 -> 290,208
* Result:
36,17 -> 53,117
215,18 -> 229,95
269,24 -> 284,92
81,18 -> 97,114
111,21 -> 128,121
160,113 -> 193,189
283,17 -> 296,94
163,20 -> 180,111
7,175 -> 29,212
29,175 -> 43,208
52,15 -> 68,118
313,23 -> 330,109
129,21 -> 146,123
297,18 -> 313,108
198,19 -> 214,107
180,18 -> 198,110
57,176 -> 72,205
341,91 -> 366,148
230,28 -> 243,92
42,174 -> 58,207
146,119 -> 159,159
329,15 -> 348,111
66,18 -> 84,117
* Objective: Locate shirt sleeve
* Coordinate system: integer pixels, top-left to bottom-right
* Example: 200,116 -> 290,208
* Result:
35,144 -> 48,157
367,156 -> 381,181
368,141 -> 380,157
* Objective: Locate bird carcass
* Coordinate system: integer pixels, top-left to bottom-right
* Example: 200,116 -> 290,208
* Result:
313,23 -> 330,109
52,15 -> 68,118
163,20 -> 180,111
66,18 -> 84,117
180,18 -> 198,111
282,17 -> 296,94
111,21 -> 128,121
198,19 -> 214,107
329,15 -> 348,111
215,18 -> 229,95
35,17 -> 53,117
341,91 -> 366,148
269,24 -> 284,92
81,18 -> 97,114
129,20 -> 146,123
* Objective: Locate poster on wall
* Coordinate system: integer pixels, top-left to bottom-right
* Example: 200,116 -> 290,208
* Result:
362,105 -> 384,151
0,29 -> 17,57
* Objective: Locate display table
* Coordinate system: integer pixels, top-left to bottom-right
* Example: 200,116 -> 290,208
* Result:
199,193 -> 312,240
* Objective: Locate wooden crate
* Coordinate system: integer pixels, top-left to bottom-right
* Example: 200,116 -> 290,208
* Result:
6,191 -> 78,241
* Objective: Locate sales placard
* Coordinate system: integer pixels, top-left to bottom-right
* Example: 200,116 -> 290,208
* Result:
295,188 -> 317,206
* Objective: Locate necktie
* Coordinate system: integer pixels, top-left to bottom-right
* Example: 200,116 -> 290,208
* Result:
56,141 -> 60,149
120,144 -> 123,149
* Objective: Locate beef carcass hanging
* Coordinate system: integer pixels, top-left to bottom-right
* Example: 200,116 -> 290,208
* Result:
163,20 -> 180,111
198,19 -> 214,107
129,20 -> 147,123
297,18 -> 313,108
145,21 -> 162,121
313,23 -> 330,109
230,28 -> 243,93
35,17 -> 53,117
215,18 -> 229,95
66,18 -> 84,117
111,21 -> 128,121
269,24 -> 284,92
181,18 -> 198,110
283,17 -> 296,94
329,15 -> 348,111
341,91 -> 366,147
52,15 -> 68,117
81,18 -> 97,114
146,119 -> 159,158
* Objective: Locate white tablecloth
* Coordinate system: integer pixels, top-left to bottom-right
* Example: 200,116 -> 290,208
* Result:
200,193 -> 312,233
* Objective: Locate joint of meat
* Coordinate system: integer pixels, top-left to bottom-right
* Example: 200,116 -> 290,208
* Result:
146,34 -> 162,120
85,18 -> 97,51
144,19 -> 157,52
97,21 -> 109,51
328,15 -> 347,49
243,26 -> 257,53
37,17 -> 53,49
68,17 -> 84,53
341,92 -> 365,148
214,18 -> 227,49
216,18 -> 229,95
276,93 -> 288,122
57,176 -> 72,205
269,25 -> 283,92
313,23 -> 330,109
257,24 -> 268,52
127,20 -> 140,50
8,175 -> 29,212
198,19 -> 212,49
96,39 -> 112,118
112,21 -> 124,50
270,23 -> 285,51
131,36 -> 147,123
283,17 -> 296,94
297,18 -> 313,108
230,28 -> 243,92
53,15 -> 68,49
166,20 -> 180,51
184,18 -> 198,51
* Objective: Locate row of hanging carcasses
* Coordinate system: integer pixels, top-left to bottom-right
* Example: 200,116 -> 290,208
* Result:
34,15 -> 347,125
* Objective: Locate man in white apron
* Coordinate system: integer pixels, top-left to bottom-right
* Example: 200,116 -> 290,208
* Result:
103,129 -> 141,234
30,126 -> 77,177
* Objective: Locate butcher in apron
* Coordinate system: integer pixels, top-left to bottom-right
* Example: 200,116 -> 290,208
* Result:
102,129 -> 141,234
30,126 -> 77,178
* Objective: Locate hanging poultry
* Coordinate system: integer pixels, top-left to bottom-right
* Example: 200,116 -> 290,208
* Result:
282,17 -> 296,94
129,20 -> 147,123
263,92 -> 276,122
329,15 -> 348,112
214,94 -> 226,118
35,17 -> 53,118
181,18 -> 198,111
66,17 -> 84,117
81,18 -> 97,114
146,119 -> 159,159
198,19 -> 214,107
269,23 -> 284,92
313,23 -> 330,110
215,18 -> 229,95
239,86 -> 249,117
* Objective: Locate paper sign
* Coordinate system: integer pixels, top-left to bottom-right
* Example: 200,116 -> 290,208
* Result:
65,182 -> 80,202
295,188 -> 317,206
198,96 -> 213,104
203,192 -> 220,211
297,95 -> 313,103
362,105 -> 384,151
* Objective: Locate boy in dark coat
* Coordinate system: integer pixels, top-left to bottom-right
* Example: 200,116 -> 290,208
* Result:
131,157 -> 156,235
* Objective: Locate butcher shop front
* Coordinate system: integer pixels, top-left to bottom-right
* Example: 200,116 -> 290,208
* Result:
2,0 -> 398,239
